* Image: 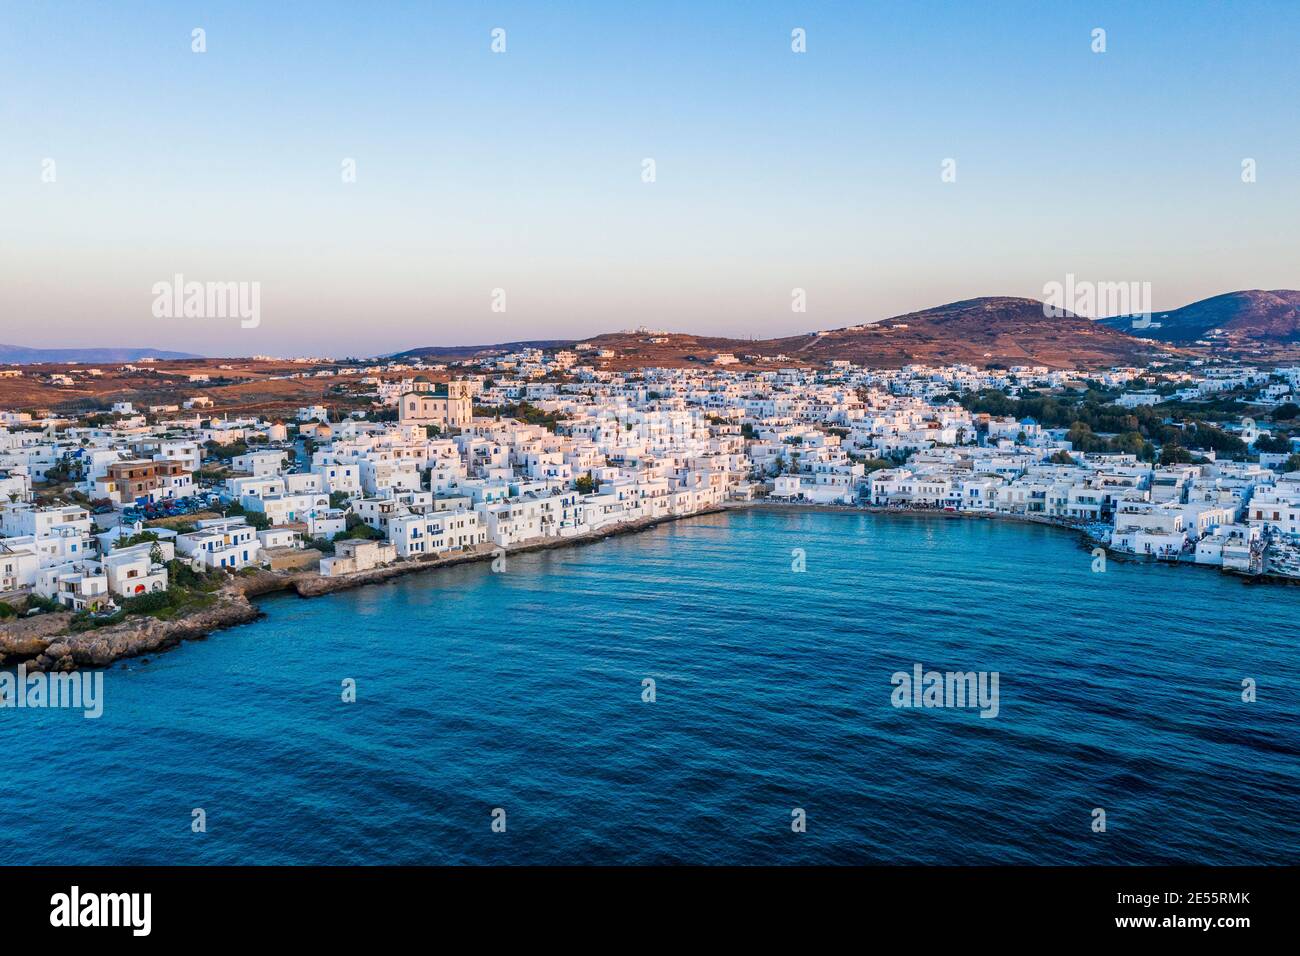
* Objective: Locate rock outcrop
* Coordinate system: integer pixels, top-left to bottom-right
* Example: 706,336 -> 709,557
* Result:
1,589 -> 260,672
0,611 -> 73,665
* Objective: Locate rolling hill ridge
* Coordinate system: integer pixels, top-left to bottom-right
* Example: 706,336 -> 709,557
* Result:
1097,290 -> 1300,345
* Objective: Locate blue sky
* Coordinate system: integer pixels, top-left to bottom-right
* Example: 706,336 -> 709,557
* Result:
2,0 -> 1297,356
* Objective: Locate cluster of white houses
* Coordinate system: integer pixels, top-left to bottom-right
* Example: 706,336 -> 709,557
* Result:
4,356 -> 1300,610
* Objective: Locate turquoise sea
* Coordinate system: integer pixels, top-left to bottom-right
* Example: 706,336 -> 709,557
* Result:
2,509 -> 1297,864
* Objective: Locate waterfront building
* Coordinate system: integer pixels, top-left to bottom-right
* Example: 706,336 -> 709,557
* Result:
176,519 -> 258,570
319,538 -> 397,577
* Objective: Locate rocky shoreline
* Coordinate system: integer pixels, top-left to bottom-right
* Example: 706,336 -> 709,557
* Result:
0,507 -> 725,673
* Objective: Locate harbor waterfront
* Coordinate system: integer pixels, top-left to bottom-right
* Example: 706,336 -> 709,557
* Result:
2,509 -> 1297,866
0,500 -> 1272,674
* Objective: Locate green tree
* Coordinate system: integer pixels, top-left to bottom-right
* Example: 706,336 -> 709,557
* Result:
116,530 -> 160,548
334,515 -> 383,541
1255,433 -> 1293,454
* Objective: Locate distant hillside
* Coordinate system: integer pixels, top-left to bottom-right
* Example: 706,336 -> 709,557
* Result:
394,296 -> 1171,370
1097,290 -> 1300,345
744,296 -> 1158,369
0,344 -> 200,364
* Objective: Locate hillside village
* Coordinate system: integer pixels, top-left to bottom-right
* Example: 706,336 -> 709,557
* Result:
4,345 -> 1300,633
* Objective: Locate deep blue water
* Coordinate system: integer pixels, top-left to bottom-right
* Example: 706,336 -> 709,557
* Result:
2,509 -> 1298,865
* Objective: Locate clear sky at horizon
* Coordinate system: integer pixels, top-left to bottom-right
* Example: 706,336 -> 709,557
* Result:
2,0 -> 1298,356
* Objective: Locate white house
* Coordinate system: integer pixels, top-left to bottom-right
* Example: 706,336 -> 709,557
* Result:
243,491 -> 330,526
387,509 -> 486,558
232,449 -> 289,476
305,509 -> 348,540
176,518 -> 259,570
98,540 -> 172,597
771,474 -> 803,499
0,542 -> 40,591
34,563 -> 111,611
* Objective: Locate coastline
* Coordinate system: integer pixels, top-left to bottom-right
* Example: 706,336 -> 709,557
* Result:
736,499 -> 1112,544
1,506 -> 728,673
739,498 -> 1300,583
5,498 -> 1292,673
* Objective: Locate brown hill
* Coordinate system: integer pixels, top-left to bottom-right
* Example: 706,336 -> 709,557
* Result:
572,297 -> 1170,370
